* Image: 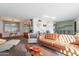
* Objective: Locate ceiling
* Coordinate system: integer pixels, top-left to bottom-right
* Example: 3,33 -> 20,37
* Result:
0,3 -> 79,21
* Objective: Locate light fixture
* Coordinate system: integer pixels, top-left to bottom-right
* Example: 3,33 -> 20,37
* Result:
42,14 -> 56,19
51,17 -> 56,19
42,15 -> 49,17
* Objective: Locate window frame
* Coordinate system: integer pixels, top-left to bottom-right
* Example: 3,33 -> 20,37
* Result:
3,21 -> 20,33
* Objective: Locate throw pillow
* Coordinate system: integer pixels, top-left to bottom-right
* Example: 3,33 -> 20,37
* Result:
71,37 -> 79,45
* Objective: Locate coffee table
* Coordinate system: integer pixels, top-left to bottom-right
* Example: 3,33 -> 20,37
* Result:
25,44 -> 53,56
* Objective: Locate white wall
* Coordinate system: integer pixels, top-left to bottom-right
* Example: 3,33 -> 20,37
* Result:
0,16 -> 55,37
33,17 -> 55,33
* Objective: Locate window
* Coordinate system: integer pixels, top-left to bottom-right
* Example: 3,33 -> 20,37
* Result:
3,21 -> 20,33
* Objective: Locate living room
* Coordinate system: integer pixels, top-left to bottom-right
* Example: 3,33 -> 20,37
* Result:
0,3 -> 79,56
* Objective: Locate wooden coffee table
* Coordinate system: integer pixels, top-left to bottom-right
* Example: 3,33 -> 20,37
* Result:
25,44 -> 53,56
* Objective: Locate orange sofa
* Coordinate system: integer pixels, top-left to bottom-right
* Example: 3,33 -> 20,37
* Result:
38,34 -> 79,56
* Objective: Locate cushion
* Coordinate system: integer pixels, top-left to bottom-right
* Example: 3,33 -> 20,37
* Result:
0,43 -> 13,52
71,38 -> 79,45
45,34 -> 53,39
40,39 -> 56,43
30,33 -> 37,38
75,33 -> 79,36
45,33 -> 59,40
74,35 -> 79,39
0,39 -> 6,45
71,35 -> 79,45
57,34 -> 75,43
53,42 -> 65,50
0,39 -> 20,52
8,39 -> 20,45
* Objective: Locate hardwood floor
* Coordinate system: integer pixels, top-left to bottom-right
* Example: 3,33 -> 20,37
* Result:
9,38 -> 31,56
0,38 -> 30,56
27,44 -> 65,56
0,38 -> 65,56
9,43 -> 31,56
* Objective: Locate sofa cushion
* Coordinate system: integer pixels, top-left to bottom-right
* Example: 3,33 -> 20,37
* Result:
53,42 -> 65,50
72,35 -> 79,45
39,34 -> 45,40
45,34 -> 53,39
0,39 -> 20,52
40,39 -> 56,43
57,34 -> 75,43
71,38 -> 79,45
45,33 -> 59,40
